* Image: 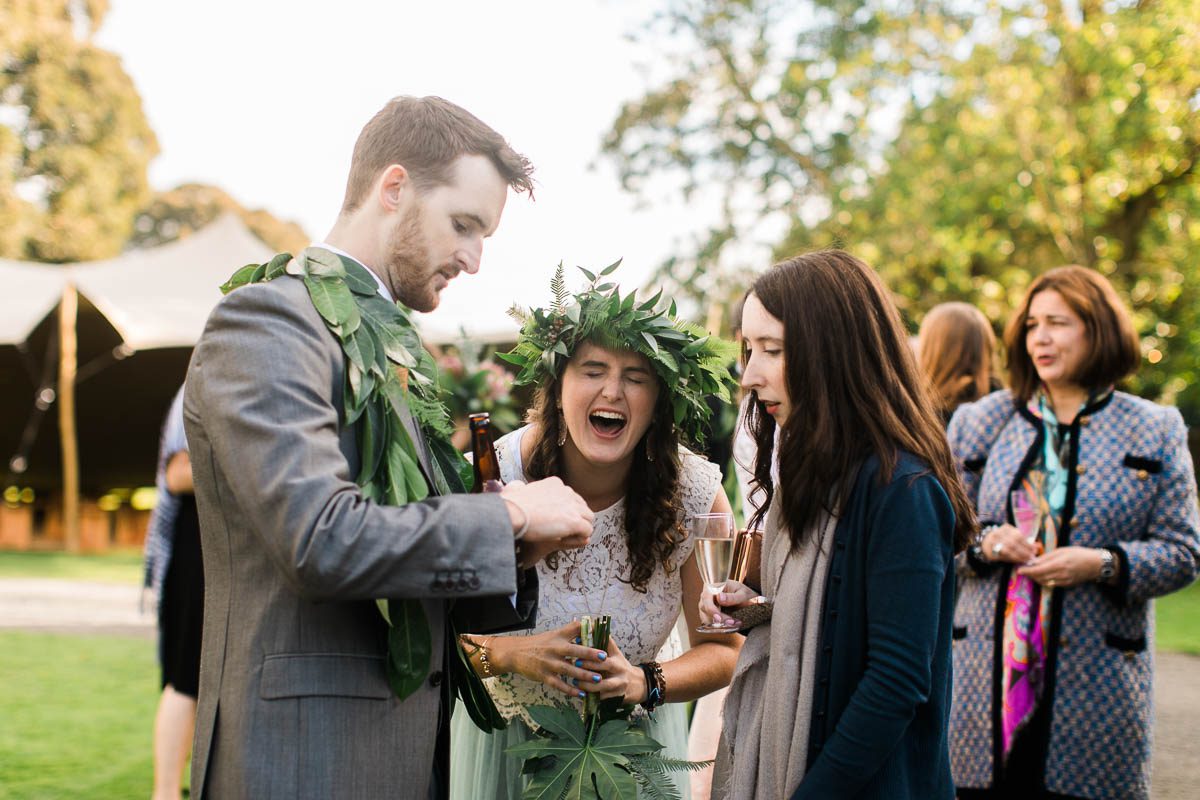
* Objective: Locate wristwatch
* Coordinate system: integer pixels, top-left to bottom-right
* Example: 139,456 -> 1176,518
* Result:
1097,548 -> 1117,582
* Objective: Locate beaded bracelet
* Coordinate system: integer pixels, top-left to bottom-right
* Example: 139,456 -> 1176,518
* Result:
639,661 -> 666,712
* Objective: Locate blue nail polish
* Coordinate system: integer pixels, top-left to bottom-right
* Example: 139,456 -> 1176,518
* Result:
571,678 -> 578,686
574,659 -> 583,668
578,691 -> 586,698
574,637 -> 581,644
592,674 -> 601,683
597,652 -> 607,661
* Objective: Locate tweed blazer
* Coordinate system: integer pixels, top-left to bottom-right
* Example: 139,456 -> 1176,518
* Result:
947,389 -> 1199,799
184,274 -> 531,800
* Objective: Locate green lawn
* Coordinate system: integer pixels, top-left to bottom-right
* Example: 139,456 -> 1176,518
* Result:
1157,580 -> 1200,655
0,550 -> 142,585
0,631 -> 159,800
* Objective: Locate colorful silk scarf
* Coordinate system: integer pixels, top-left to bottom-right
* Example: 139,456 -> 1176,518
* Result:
998,391 -> 1071,759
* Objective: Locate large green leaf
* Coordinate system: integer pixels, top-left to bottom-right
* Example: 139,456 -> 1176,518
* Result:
447,618 -> 507,732
302,247 -> 348,279
219,263 -> 261,294
510,708 -> 665,800
385,415 -> 429,504
304,275 -> 361,335
385,598 -> 432,700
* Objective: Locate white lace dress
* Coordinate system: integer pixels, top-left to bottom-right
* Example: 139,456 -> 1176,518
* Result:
450,424 -> 722,800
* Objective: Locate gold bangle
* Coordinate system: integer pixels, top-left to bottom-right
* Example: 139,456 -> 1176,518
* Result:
478,637 -> 494,678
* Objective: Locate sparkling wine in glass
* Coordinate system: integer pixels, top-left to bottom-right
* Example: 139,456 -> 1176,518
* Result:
1010,488 -> 1043,543
690,512 -> 737,634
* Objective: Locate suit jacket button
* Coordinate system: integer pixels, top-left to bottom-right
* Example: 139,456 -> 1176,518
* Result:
429,670 -> 444,687
431,579 -> 444,590
1069,517 -> 1079,528
1059,636 -> 1070,648
1079,416 -> 1090,426
1124,651 -> 1137,662
1076,464 -> 1087,476
1137,469 -> 1149,481
468,576 -> 481,590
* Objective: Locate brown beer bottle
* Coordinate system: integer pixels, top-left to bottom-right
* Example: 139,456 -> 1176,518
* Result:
469,412 -> 504,493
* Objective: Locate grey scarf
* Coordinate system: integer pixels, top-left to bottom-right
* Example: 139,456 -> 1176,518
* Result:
712,501 -> 837,800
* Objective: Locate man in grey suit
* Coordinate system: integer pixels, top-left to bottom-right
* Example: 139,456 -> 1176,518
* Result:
183,96 -> 594,799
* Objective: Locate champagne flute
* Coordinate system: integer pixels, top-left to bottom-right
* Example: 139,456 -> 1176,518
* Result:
690,512 -> 737,634
1010,487 -> 1044,553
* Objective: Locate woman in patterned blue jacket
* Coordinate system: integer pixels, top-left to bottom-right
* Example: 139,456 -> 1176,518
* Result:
949,265 -> 1199,800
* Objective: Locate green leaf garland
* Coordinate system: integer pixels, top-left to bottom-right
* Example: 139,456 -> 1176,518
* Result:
222,247 -> 504,729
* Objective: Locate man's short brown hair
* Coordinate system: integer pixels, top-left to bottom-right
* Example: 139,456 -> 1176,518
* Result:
340,96 -> 534,213
1004,265 -> 1140,401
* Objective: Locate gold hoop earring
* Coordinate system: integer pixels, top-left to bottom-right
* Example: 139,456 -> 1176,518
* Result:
557,409 -> 567,447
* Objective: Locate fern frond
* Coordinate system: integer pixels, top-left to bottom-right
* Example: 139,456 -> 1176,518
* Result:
551,263 -> 568,313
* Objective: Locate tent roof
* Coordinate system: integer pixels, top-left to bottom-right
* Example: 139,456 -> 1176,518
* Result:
72,214 -> 275,350
2,214 -> 518,350
0,259 -> 70,345
0,213 -> 274,349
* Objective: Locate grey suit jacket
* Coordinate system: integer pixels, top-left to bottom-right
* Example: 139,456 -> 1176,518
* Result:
184,274 -> 526,799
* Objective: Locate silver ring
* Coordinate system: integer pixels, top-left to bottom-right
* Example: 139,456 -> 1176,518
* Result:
991,541 -> 1004,556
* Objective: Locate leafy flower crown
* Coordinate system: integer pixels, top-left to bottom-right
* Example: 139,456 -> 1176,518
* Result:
499,261 -> 738,445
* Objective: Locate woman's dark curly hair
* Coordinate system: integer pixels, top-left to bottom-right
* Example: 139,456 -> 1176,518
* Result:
524,360 -> 686,593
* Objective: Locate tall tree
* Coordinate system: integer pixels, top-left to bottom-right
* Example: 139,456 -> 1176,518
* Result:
0,0 -> 158,262
129,183 -> 309,254
605,0 -> 1200,420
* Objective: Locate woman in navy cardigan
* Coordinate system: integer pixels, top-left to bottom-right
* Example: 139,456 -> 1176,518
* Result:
948,266 -> 1199,799
703,250 -> 975,800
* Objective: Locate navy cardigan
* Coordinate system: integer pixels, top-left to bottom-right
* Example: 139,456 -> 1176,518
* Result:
789,452 -> 957,800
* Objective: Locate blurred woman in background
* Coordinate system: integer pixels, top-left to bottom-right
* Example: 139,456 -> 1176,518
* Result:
948,265 -> 1199,799
918,301 -> 999,425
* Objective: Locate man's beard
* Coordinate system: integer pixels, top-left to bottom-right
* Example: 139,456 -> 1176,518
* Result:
385,204 -> 440,313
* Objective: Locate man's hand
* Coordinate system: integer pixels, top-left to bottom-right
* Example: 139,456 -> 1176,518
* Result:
501,478 -> 593,549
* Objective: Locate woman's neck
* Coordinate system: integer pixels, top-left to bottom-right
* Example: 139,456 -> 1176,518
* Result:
561,444 -> 632,512
519,424 -> 631,512
1042,381 -> 1088,424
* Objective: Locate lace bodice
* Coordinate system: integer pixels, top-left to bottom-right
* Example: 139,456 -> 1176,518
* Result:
484,425 -> 722,724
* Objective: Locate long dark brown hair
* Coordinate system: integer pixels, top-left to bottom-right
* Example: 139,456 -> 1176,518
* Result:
524,360 -> 685,592
745,251 -> 976,553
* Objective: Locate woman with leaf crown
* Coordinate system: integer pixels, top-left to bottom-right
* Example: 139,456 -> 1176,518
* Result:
450,263 -> 743,800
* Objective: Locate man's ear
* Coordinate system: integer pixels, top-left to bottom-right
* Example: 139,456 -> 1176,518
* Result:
377,164 -> 410,213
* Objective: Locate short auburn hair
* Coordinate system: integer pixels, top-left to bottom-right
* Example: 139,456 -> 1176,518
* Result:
340,96 -> 534,213
1004,265 -> 1140,402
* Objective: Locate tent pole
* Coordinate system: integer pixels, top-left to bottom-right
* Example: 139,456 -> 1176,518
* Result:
59,283 -> 80,553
